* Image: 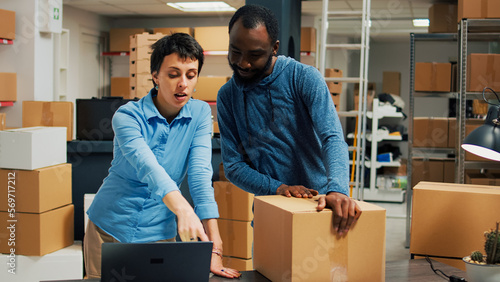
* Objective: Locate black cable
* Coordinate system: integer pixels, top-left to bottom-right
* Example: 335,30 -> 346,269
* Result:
425,256 -> 450,280
482,87 -> 500,106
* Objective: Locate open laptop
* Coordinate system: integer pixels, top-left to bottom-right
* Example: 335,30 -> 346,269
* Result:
101,241 -> 213,282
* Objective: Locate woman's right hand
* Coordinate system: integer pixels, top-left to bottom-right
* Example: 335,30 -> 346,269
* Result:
162,190 -> 209,242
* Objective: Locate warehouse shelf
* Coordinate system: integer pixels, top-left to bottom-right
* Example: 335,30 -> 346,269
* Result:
337,110 -> 360,117
101,52 -> 129,56
348,132 -> 402,142
414,92 -> 457,98
0,38 -> 13,45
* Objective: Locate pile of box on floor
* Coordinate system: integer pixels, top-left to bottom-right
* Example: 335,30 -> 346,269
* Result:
0,102 -> 82,281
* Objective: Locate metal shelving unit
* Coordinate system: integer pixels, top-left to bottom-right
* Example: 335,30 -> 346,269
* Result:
318,0 -> 371,200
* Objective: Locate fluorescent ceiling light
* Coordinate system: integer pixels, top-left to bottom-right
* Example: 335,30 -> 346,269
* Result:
413,18 -> 429,27
167,1 -> 236,12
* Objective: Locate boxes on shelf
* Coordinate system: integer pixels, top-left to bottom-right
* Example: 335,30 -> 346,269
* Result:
254,196 -> 386,282
130,73 -> 153,89
217,218 -> 253,259
458,0 -> 500,22
222,256 -> 253,271
153,27 -> 193,36
300,27 -> 316,53
413,117 -> 449,148
331,93 -> 340,109
0,9 -> 15,40
193,76 -> 229,102
0,72 -> 17,102
129,45 -> 152,61
22,101 -> 74,141
213,181 -> 253,221
129,32 -> 163,50
428,3 -> 458,33
129,59 -> 151,75
465,122 -> 497,162
111,77 -> 131,98
0,204 -> 74,256
411,158 -> 455,188
382,71 -> 401,95
448,118 -> 484,148
0,127 -> 67,170
467,53 -> 500,92
0,241 -> 83,282
410,182 -> 500,268
324,68 -> 343,94
415,62 -> 452,92
109,28 -> 147,52
354,82 -> 375,111
194,26 -> 229,51
0,163 -> 72,213
466,173 -> 500,186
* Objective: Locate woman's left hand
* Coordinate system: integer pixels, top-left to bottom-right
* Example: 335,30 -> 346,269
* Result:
210,253 -> 241,278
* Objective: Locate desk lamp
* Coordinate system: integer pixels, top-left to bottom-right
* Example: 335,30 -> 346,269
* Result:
461,87 -> 500,161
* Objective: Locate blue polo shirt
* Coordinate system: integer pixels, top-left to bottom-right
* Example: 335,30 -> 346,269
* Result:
87,91 -> 218,243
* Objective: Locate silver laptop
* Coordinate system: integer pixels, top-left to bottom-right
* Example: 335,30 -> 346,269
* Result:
101,241 -> 213,282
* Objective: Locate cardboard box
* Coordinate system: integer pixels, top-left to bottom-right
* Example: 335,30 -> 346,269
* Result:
465,123 -> 496,161
0,242 -> 83,281
129,45 -> 153,61
331,93 -> 340,109
324,69 -> 343,94
0,127 -> 67,170
254,196 -> 386,282
354,90 -> 375,111
0,164 -> 72,213
468,174 -> 500,186
443,160 -> 456,183
214,181 -> 254,221
448,118 -> 484,148
223,256 -> 253,271
0,9 -> 15,40
22,101 -> 74,141
413,117 -> 449,148
382,71 -> 401,95
457,0 -> 500,21
411,158 -> 445,188
129,32 -> 163,49
110,77 -> 131,98
218,219 -> 253,259
130,85 -> 150,99
415,62 -> 452,92
130,73 -> 153,89
0,72 -> 17,102
467,53 -> 500,92
213,121 -> 219,134
325,68 -> 343,78
410,182 -> 500,261
486,0 -> 500,18
109,28 -> 146,52
153,27 -> 193,36
0,113 -> 5,130
194,26 -> 229,51
300,27 -> 316,52
428,4 -> 458,33
129,59 -> 150,75
0,204 -> 74,256
193,76 -> 228,102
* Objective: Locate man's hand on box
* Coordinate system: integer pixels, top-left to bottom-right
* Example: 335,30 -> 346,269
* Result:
276,184 -> 319,198
316,192 -> 361,236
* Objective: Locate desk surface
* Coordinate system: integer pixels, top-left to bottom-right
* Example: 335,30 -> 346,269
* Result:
42,259 -> 468,282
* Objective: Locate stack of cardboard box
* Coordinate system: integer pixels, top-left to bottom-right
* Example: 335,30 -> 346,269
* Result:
129,32 -> 164,99
0,126 -> 74,257
354,82 -> 376,111
458,0 -> 500,22
324,68 -> 343,109
213,165 -> 254,271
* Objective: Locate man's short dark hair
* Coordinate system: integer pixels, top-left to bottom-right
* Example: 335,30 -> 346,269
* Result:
228,4 -> 279,44
150,33 -> 204,86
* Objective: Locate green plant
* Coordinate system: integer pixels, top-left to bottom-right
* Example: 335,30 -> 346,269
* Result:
469,222 -> 500,264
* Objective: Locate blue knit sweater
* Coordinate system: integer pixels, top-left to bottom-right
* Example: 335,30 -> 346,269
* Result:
217,56 -> 349,196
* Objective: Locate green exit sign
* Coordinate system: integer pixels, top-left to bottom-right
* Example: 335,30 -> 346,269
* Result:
54,8 -> 60,20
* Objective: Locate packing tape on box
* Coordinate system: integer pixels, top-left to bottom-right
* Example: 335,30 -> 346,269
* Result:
41,102 -> 54,126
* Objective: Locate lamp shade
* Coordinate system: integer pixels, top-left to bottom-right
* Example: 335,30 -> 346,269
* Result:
461,106 -> 500,161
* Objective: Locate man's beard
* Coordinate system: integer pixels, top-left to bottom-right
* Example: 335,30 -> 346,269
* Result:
229,54 -> 274,87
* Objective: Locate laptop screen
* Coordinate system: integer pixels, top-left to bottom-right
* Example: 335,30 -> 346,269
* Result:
101,241 -> 213,282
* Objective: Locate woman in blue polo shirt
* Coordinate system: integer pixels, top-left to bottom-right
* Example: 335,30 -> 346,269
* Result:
84,33 -> 240,279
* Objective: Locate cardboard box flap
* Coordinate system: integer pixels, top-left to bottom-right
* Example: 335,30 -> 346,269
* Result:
415,181 -> 500,194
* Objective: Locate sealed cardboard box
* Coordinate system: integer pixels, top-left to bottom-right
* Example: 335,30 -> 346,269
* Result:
382,71 -> 401,95
254,196 -> 386,282
0,127 -> 67,170
415,62 -> 452,92
410,182 -> 500,261
129,32 -> 163,49
153,27 -> 193,36
193,76 -> 228,101
0,204 -> 74,256
218,219 -> 253,259
223,256 -> 253,271
214,181 -> 253,221
300,27 -> 316,52
0,242 -> 83,282
0,9 -> 15,40
110,77 -> 131,98
22,101 -> 74,141
428,4 -> 458,33
457,0 -> 500,21
0,164 -> 72,213
109,28 -> 146,52
413,117 -> 449,148
467,53 -> 500,92
486,0 -> 500,18
194,26 -> 229,51
0,72 -> 17,102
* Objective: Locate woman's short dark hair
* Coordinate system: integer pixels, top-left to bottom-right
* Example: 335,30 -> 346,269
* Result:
228,4 -> 279,44
150,33 -> 204,86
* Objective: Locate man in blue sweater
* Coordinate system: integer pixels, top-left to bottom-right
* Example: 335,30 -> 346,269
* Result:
217,4 -> 361,236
